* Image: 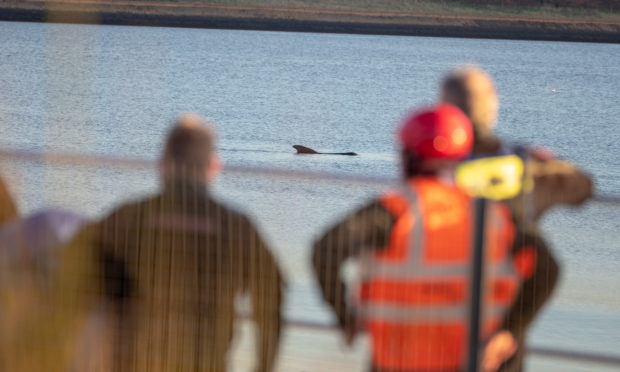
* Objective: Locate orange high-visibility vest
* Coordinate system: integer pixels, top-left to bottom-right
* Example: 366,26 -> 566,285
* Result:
358,178 -> 521,372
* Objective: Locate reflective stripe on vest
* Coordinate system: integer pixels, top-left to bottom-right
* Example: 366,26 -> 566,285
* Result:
358,179 -> 519,370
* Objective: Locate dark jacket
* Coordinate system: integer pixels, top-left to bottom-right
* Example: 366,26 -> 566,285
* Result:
473,135 -> 591,371
97,181 -> 285,372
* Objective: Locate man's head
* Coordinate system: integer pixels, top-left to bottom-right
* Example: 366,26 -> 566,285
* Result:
398,104 -> 473,177
441,66 -> 499,141
160,114 -> 217,184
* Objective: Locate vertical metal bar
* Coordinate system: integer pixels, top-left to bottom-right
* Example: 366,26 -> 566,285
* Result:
468,198 -> 486,372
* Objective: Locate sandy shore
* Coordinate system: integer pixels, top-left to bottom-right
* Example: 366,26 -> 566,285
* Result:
0,1 -> 619,43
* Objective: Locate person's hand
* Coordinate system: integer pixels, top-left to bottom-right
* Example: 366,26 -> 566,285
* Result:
343,323 -> 357,346
482,330 -> 518,372
341,314 -> 359,347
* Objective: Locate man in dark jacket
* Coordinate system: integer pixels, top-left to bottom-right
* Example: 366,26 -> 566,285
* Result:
98,114 -> 284,372
441,66 -> 593,371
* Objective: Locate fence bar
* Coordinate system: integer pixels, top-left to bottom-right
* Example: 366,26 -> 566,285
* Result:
2,150 -> 620,204
527,346 -> 620,366
467,198 -> 487,372
277,318 -> 620,367
0,149 -> 394,186
591,194 -> 620,205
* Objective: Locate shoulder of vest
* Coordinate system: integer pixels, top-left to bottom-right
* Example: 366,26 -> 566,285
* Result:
380,192 -> 410,218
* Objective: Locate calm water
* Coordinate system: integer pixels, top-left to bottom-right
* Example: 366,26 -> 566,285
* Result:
1,21 -> 620,369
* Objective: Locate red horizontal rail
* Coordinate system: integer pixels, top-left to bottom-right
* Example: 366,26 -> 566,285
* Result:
0,149 -> 618,205
279,317 -> 620,367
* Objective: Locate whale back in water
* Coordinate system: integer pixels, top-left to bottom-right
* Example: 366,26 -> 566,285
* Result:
293,145 -> 357,156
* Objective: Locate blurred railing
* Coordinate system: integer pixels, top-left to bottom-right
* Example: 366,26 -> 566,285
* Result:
0,149 -> 619,371
1,149 -> 618,204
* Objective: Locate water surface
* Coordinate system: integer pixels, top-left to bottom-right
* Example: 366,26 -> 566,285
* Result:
1,21 -> 619,370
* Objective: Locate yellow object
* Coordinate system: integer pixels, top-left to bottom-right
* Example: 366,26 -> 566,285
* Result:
456,155 -> 524,200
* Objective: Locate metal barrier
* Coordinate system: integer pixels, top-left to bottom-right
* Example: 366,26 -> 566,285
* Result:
0,149 -> 619,371
279,318 -> 620,367
1,149 -> 619,203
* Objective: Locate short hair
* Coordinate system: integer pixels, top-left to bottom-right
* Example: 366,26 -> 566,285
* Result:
161,114 -> 215,181
441,66 -> 499,139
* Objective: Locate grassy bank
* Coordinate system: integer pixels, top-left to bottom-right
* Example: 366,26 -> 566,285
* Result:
48,0 -> 620,22
0,0 -> 619,43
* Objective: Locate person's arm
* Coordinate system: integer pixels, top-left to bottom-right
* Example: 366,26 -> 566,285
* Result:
528,153 -> 593,220
311,199 -> 395,334
483,228 -> 560,371
502,230 -> 559,341
243,219 -> 285,372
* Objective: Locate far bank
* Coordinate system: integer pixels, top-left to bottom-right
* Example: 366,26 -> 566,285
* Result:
0,1 -> 619,43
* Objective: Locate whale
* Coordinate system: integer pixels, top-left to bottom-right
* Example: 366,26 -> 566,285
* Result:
293,145 -> 357,156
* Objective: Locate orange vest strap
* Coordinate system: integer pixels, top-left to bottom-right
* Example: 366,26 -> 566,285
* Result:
360,278 -> 467,305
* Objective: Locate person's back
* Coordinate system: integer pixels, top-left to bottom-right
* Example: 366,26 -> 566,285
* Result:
359,177 -> 516,372
313,105 -> 525,372
93,115 -> 284,372
96,182 -> 281,372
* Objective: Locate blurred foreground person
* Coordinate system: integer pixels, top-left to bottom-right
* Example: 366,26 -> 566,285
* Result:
3,115 -> 284,372
313,105 -> 539,372
0,209 -> 86,370
93,114 -> 284,372
441,66 -> 592,371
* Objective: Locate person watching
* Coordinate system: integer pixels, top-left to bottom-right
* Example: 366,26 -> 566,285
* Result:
312,105 -> 535,372
441,66 -> 592,371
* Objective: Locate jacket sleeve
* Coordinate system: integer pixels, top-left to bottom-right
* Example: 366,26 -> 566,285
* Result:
243,219 -> 285,372
528,154 -> 593,220
501,230 -> 559,341
311,199 -> 395,330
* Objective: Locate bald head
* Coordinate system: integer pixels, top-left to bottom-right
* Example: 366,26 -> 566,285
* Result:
441,66 -> 499,141
161,114 -> 216,182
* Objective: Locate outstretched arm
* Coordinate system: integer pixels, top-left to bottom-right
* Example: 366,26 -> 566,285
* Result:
529,154 -> 593,220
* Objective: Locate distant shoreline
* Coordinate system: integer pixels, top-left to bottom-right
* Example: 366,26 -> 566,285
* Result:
1,2 -> 619,43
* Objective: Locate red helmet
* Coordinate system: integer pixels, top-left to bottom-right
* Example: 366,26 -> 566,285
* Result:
398,104 -> 473,160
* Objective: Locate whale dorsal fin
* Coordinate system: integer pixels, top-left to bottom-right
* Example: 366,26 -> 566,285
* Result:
293,145 -> 319,154
293,145 -> 357,156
